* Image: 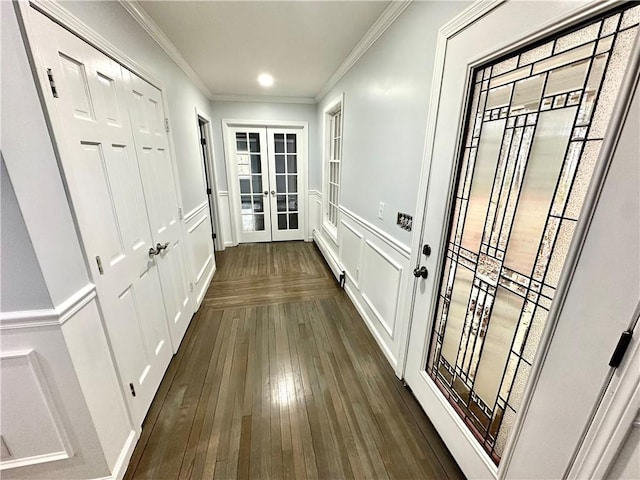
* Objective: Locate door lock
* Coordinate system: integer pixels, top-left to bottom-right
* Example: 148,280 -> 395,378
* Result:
413,266 -> 428,279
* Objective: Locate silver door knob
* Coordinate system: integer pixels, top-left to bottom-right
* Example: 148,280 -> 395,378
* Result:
263,190 -> 268,196
156,242 -> 169,252
148,246 -> 159,257
271,190 -> 276,196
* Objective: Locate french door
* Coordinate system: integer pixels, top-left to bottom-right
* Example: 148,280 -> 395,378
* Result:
229,126 -> 305,243
404,2 -> 639,479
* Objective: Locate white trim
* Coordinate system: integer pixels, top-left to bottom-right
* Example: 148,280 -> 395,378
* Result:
321,93 -> 344,244
222,118 -> 310,129
344,283 -> 398,370
0,451 -> 70,471
212,94 -> 315,105
194,255 -> 213,285
0,284 -> 96,330
27,0 -> 164,90
108,429 -> 138,480
219,190 -> 229,196
312,229 -> 342,282
196,263 -> 216,308
119,1 -> 213,98
184,201 -> 209,224
314,0 -> 413,102
339,206 -> 410,259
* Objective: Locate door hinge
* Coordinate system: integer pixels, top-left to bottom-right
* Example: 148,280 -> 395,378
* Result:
200,138 -> 206,146
206,187 -> 212,195
212,232 -> 217,240
95,256 -> 104,275
178,207 -> 183,220
164,117 -> 170,133
609,330 -> 633,368
129,383 -> 136,397
339,270 -> 346,289
46,68 -> 59,98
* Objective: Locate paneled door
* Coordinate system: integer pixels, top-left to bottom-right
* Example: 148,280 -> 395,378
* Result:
125,71 -> 192,351
30,11 -> 172,426
228,126 -> 305,243
404,3 -> 639,479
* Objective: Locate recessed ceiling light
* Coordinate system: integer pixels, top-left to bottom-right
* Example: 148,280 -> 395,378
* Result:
258,73 -> 274,87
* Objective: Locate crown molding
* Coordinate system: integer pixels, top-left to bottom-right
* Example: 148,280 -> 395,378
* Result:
314,0 -> 413,103
119,0 -> 214,99
211,94 -> 316,105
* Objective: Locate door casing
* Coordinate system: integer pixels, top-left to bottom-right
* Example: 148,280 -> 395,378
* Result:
401,0 -> 639,478
222,119 -> 309,245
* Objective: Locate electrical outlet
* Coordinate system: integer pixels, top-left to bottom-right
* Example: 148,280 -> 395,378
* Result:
378,202 -> 385,219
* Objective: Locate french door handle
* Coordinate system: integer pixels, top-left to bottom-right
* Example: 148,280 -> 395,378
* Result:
148,246 -> 160,257
271,190 -> 276,196
156,242 -> 169,252
263,191 -> 268,196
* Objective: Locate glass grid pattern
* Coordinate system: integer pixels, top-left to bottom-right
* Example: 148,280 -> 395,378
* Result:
426,6 -> 639,465
236,132 -> 265,232
327,110 -> 342,227
274,133 -> 299,231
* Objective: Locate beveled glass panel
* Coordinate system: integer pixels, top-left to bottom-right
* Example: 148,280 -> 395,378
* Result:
486,85 -> 512,110
504,107 -> 576,275
490,66 -> 531,88
277,214 -> 287,230
251,155 -> 261,173
474,288 -> 525,407
289,213 -> 298,229
235,132 -> 247,151
252,175 -> 262,193
532,42 -> 594,75
248,133 -> 260,153
287,175 -> 297,193
287,155 -> 297,173
554,22 -> 600,53
510,75 -> 545,115
239,178 -> 251,194
286,134 -> 297,153
288,194 -> 298,212
461,119 -> 506,252
252,195 -> 264,213
441,266 -> 474,365
544,60 -> 590,96
275,155 -> 286,173
274,134 -> 285,153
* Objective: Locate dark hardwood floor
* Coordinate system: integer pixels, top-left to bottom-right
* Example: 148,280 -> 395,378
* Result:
124,241 -> 464,480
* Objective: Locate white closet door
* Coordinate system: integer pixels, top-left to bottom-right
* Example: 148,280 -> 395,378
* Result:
125,72 -> 192,351
267,128 -> 305,241
30,12 -> 171,426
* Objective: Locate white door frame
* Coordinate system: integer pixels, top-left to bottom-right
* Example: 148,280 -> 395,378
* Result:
221,119 -> 309,245
196,107 -> 224,251
401,0 -> 637,478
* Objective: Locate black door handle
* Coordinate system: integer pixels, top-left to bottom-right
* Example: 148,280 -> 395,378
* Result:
413,266 -> 428,279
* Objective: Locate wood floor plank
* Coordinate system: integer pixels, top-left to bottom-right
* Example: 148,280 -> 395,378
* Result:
124,241 -> 465,480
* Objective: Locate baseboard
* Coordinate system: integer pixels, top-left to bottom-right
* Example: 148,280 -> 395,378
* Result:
313,230 -> 342,281
102,429 -> 138,480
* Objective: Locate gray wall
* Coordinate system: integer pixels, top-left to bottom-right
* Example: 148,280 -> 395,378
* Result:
209,101 -> 319,192
0,156 -> 52,312
62,1 -> 214,215
317,0 -> 471,246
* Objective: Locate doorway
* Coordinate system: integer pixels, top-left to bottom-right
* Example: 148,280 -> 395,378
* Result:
223,121 -> 307,244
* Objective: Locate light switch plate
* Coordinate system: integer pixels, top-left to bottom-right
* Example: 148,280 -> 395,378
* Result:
378,202 -> 385,219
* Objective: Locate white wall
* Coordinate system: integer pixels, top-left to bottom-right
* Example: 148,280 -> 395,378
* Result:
0,157 -> 51,312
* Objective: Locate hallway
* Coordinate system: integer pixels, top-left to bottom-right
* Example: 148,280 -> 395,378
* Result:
124,242 -> 464,479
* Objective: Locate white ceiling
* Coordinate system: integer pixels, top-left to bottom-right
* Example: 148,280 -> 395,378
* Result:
136,1 -> 391,100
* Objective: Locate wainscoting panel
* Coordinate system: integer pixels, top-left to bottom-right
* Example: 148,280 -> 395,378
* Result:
217,191 -> 233,248
185,204 -> 216,308
0,350 -> 70,471
308,190 -> 322,241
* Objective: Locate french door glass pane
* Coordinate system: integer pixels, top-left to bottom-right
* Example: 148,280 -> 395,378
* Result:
426,6 -> 638,465
237,131 -> 265,232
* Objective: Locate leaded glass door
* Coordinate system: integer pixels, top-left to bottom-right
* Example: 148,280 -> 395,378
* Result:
404,3 -> 640,478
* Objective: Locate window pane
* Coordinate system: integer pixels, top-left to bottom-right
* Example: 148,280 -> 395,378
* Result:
252,175 -> 262,193
289,213 -> 298,229
239,178 -> 251,194
275,155 -> 285,173
287,155 -> 297,173
286,134 -> 297,153
278,213 -> 287,230
276,175 -> 286,193
252,195 -> 264,213
277,195 -> 286,212
288,194 -> 298,212
235,132 -> 247,151
251,155 -> 261,174
274,134 -> 285,153
248,133 -> 260,152
287,175 -> 297,193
